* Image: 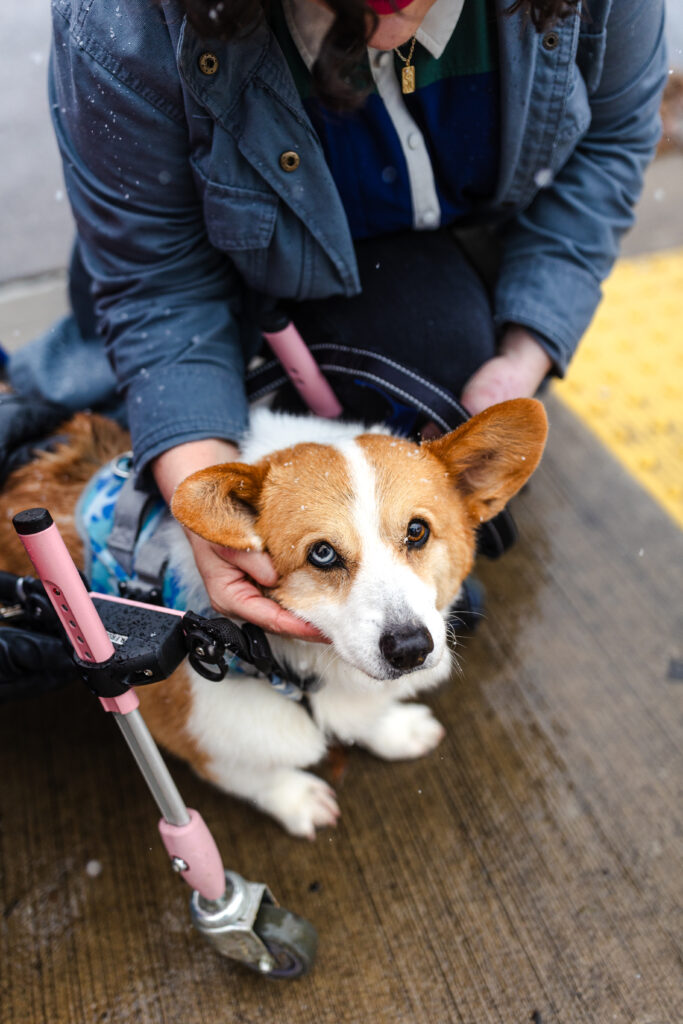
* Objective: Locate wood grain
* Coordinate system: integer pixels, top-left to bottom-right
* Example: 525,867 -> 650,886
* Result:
1,396 -> 681,1024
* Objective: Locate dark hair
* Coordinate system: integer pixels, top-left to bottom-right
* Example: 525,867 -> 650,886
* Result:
180,0 -> 582,110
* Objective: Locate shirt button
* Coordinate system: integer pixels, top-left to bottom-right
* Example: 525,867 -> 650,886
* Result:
279,150 -> 301,172
407,132 -> 421,150
198,52 -> 219,75
542,31 -> 560,51
377,51 -> 392,68
422,209 -> 438,226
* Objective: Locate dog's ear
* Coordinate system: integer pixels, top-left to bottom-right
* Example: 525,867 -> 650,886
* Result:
171,462 -> 267,549
425,398 -> 548,524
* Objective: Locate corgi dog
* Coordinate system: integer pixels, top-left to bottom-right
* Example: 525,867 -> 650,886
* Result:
0,399 -> 547,838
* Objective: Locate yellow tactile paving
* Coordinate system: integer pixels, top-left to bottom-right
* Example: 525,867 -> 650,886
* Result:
554,248 -> 683,528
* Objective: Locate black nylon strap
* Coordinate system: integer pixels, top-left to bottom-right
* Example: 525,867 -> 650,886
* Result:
182,611 -> 306,688
107,473 -> 155,576
247,343 -> 471,432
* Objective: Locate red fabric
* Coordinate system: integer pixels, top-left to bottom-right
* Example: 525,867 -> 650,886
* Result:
366,0 -> 415,13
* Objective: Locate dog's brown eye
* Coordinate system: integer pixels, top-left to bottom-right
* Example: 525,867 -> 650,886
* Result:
405,519 -> 429,548
308,541 -> 340,569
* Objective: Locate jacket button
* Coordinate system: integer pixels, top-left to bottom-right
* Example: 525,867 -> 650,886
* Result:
542,31 -> 560,51
279,151 -> 301,172
198,52 -> 219,75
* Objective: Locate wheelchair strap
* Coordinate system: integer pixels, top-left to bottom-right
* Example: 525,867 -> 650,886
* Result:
107,472 -> 156,576
247,343 -> 471,434
106,471 -> 177,600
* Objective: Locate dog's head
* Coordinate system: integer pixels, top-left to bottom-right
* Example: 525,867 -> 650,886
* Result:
172,399 -> 548,681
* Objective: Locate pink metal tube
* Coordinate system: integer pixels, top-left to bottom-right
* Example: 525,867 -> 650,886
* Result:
159,809 -> 226,901
100,691 -> 140,714
263,323 -> 343,418
14,510 -> 115,664
14,508 -> 227,903
91,592 -> 185,617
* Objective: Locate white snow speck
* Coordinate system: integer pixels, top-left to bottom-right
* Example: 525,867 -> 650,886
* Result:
534,167 -> 553,188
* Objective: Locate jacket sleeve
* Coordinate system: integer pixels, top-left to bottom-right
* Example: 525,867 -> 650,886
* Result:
494,0 -> 668,373
50,5 -> 251,479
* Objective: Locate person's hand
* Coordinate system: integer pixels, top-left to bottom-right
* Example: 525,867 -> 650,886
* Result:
153,437 -> 326,642
185,531 -> 326,639
460,325 -> 553,416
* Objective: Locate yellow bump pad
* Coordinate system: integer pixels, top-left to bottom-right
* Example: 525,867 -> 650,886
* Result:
554,248 -> 683,528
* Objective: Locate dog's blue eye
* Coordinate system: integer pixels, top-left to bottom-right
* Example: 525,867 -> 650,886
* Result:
405,519 -> 429,548
308,541 -> 339,569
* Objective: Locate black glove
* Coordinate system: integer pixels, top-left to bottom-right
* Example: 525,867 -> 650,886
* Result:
0,626 -> 76,701
0,390 -> 70,488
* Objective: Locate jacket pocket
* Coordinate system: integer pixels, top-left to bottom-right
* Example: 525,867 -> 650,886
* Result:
192,160 -> 279,290
203,180 -> 278,251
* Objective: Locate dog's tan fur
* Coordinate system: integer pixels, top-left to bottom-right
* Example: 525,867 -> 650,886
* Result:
0,413 -> 129,576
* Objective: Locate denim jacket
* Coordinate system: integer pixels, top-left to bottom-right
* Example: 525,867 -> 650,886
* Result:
34,0 -> 666,477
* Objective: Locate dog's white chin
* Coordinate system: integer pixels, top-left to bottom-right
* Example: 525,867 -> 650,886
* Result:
272,632 -> 452,694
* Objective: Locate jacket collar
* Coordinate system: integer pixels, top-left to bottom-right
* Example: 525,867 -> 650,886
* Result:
178,15 -> 310,135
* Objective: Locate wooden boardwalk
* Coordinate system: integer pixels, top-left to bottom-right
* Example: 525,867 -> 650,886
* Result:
1,394 -> 681,1024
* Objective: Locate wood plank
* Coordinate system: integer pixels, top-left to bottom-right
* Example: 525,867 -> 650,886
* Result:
1,395 -> 681,1023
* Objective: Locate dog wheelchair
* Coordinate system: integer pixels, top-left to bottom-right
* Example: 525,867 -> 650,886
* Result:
1,507 -> 319,979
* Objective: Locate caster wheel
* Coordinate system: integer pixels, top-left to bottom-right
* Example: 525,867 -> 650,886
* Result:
253,903 -> 318,979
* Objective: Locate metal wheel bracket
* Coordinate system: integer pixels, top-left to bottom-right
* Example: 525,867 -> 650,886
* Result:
190,870 -> 279,974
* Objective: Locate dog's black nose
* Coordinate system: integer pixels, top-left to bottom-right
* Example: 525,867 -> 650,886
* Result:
379,623 -> 434,672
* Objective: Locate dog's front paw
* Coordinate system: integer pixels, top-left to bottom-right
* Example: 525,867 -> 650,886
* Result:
363,703 -> 445,761
265,769 -> 340,840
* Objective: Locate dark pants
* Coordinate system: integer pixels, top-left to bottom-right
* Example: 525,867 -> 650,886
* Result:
279,228 -> 497,425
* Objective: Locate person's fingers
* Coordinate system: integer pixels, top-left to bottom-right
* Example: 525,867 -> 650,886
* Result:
203,564 -> 328,642
215,545 -> 278,587
211,583 -> 328,641
461,354 -> 543,415
460,361 -> 509,414
188,534 -> 328,641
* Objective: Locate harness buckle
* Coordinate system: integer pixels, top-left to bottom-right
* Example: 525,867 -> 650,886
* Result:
183,616 -> 230,682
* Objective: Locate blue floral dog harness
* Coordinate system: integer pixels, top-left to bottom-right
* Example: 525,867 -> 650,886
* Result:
76,453 -> 205,613
75,454 -> 312,701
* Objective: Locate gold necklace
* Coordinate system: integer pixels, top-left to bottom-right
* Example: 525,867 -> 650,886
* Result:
394,36 -> 417,94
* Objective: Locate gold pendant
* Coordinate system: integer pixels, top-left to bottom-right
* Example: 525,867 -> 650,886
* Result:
401,65 -> 416,94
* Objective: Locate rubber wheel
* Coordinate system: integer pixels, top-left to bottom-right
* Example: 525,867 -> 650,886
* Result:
253,903 -> 318,979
